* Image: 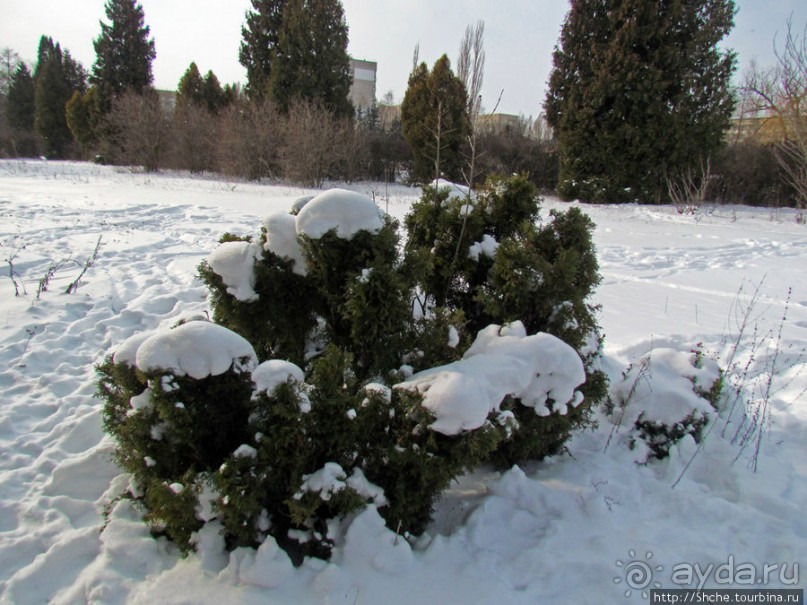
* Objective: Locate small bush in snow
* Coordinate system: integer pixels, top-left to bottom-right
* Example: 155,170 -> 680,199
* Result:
608,346 -> 723,462
100,177 -> 605,560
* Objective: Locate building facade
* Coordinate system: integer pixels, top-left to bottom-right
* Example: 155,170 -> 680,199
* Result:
349,59 -> 377,112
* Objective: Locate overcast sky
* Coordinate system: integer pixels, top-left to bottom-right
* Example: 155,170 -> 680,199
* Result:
3,1 -> 806,116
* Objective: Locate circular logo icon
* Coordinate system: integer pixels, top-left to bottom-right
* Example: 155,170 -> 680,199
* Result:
614,550 -> 663,598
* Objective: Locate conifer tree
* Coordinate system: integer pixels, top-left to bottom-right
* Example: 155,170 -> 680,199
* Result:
545,0 -> 736,203
202,71 -> 226,113
239,0 -> 288,100
66,86 -> 105,155
33,37 -> 87,157
401,55 -> 469,183
177,62 -> 205,108
7,64 -> 35,132
91,0 -> 156,101
268,0 -> 353,117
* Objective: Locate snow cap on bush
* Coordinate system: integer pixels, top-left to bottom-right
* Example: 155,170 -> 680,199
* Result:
262,212 -> 307,275
613,347 -> 718,427
206,240 -> 263,301
428,179 -> 475,203
135,321 -> 258,379
252,359 -> 305,395
396,321 -> 586,435
295,189 -> 384,239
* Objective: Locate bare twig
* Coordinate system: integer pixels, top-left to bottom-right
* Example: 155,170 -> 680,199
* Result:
36,259 -> 70,299
666,158 -> 712,212
604,356 -> 651,453
7,251 -> 26,296
65,235 -> 103,294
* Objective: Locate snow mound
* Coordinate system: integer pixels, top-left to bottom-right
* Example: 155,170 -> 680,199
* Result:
252,359 -> 305,395
113,331 -> 155,366
290,194 -> 316,214
611,347 -> 719,427
295,188 -> 384,240
135,321 -> 258,379
262,212 -> 307,275
429,179 -> 474,202
252,359 -> 311,412
396,321 -> 586,435
206,240 -> 262,302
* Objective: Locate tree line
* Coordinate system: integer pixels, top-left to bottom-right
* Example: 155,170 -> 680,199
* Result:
0,0 -> 803,205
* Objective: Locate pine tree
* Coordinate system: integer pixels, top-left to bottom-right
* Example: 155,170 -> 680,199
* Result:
545,0 -> 736,203
7,64 -> 35,132
268,0 -> 353,117
91,0 -> 156,101
401,55 -> 469,183
239,0 -> 288,100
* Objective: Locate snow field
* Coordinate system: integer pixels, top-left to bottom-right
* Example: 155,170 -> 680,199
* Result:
0,160 -> 805,604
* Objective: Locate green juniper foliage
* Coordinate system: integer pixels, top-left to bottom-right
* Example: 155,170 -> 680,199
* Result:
99,177 -> 607,560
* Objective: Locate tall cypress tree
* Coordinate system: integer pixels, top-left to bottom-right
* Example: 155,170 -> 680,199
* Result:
545,0 -> 736,204
239,0 -> 288,100
401,55 -> 469,184
91,0 -> 156,101
269,0 -> 353,117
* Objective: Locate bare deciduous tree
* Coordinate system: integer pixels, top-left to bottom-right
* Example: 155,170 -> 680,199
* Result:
172,103 -> 219,174
217,98 -> 281,181
744,18 -> 807,206
279,98 -> 351,187
457,21 -> 485,119
457,21 -> 488,189
107,91 -> 172,172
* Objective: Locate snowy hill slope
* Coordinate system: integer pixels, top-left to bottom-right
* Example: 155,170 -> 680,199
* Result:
0,160 -> 804,604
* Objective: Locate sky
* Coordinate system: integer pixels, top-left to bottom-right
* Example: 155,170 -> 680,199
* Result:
2,0 -> 806,117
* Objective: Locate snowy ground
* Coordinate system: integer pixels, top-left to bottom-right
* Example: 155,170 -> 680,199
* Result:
0,160 -> 804,604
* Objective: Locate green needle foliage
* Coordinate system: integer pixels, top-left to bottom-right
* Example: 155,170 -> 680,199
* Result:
99,177 -> 607,561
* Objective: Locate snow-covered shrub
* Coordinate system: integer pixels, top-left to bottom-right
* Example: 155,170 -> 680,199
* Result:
609,346 -> 723,462
101,181 -> 603,560
406,174 -> 607,465
97,321 -> 257,552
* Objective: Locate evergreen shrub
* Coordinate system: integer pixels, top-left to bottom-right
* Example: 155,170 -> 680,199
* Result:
609,346 -> 723,462
98,176 -> 607,560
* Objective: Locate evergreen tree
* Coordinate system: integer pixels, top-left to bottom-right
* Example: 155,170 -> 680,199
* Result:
239,0 -> 288,100
268,0 -> 353,117
177,64 -> 230,114
401,55 -> 469,184
62,51 -> 88,96
7,64 -> 35,132
202,70 -> 226,113
33,37 -> 87,157
66,86 -> 105,155
176,62 -> 205,108
91,0 -> 156,100
545,0 -> 736,203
